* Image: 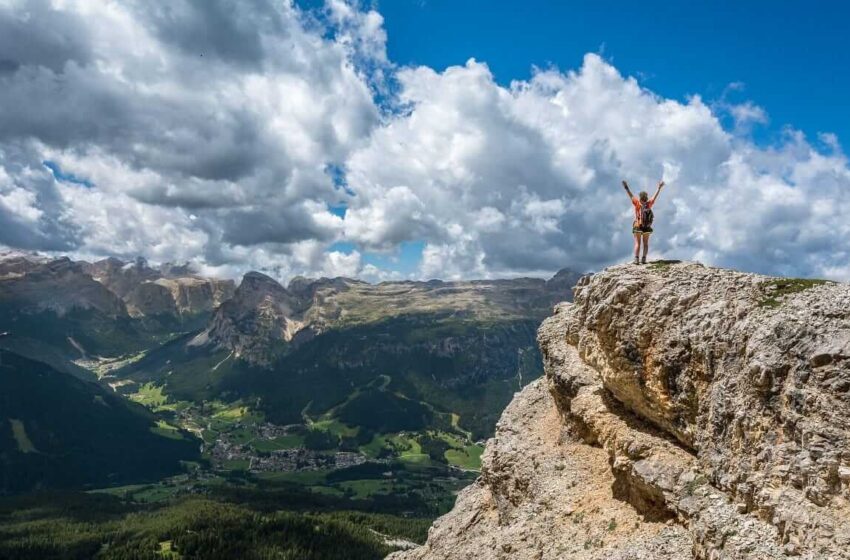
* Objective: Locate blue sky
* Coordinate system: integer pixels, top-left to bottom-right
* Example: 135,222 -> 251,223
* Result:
374,0 -> 849,146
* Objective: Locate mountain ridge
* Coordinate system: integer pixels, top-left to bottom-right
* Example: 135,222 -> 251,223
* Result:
188,266 -> 583,367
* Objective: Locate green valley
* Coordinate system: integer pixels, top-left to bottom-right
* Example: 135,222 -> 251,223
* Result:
0,253 -> 579,559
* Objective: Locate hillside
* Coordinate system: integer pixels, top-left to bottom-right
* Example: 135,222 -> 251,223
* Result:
0,350 -> 199,494
393,262 -> 850,559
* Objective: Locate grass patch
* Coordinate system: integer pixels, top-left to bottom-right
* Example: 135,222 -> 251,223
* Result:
647,259 -> 682,271
201,428 -> 220,444
444,444 -> 484,471
157,539 -> 180,559
338,479 -> 394,499
397,453 -> 431,465
128,382 -> 169,408
251,434 -> 305,451
309,485 -> 346,497
9,419 -> 37,453
759,278 -> 831,308
89,483 -> 149,497
212,405 -> 250,421
360,434 -> 389,458
150,420 -> 185,441
132,485 -> 180,503
312,419 -> 359,438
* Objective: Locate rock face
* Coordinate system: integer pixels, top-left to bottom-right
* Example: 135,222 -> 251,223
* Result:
393,262 -> 850,559
84,257 -> 235,320
193,271 -> 313,365
0,256 -> 127,317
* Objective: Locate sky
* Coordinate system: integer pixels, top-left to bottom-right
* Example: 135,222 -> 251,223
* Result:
1,0 -> 849,282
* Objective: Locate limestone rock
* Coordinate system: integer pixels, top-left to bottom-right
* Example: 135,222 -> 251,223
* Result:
195,271 -> 313,365
84,256 -> 236,319
393,262 -> 850,559
0,255 -> 127,317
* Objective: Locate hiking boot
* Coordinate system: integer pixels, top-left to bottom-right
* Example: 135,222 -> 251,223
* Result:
641,256 -> 647,264
633,257 -> 640,265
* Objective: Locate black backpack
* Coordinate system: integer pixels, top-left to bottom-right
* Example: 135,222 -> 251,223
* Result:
640,203 -> 654,227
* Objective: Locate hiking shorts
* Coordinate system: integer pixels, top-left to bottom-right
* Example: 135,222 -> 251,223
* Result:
632,223 -> 653,235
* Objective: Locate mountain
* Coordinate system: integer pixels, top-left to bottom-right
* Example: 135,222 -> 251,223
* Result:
0,253 -> 236,370
0,255 -> 126,318
117,269 -> 581,442
0,254 -> 145,362
83,256 -> 235,328
193,271 -> 314,365
0,349 -> 199,494
393,262 -> 850,560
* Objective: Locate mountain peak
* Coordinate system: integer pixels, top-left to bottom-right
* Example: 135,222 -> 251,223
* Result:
198,271 -> 312,365
240,270 -> 285,290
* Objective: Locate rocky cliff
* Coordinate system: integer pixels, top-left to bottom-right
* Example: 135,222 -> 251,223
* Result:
190,271 -> 313,365
392,262 -> 850,559
84,257 -> 235,319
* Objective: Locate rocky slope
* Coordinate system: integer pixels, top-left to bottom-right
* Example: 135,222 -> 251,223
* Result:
392,262 -> 850,559
84,257 -> 235,320
0,255 -> 127,318
189,271 -> 314,365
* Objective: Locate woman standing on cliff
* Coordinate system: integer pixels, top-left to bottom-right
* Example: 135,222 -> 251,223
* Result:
622,180 -> 665,264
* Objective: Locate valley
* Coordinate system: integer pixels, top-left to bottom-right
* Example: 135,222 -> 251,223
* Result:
0,253 -> 578,559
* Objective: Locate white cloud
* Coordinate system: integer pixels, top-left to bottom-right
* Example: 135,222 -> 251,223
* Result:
730,101 -> 769,127
0,0 -> 382,277
1,3 -> 849,282
344,53 -> 850,280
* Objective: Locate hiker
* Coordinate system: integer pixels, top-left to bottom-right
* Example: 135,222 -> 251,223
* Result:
622,179 -> 665,264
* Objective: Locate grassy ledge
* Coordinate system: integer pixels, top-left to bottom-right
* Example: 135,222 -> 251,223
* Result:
758,278 -> 832,308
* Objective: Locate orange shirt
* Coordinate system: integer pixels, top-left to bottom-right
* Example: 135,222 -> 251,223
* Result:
632,197 -> 654,226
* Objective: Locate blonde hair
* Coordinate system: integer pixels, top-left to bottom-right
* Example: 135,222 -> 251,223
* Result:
639,191 -> 649,202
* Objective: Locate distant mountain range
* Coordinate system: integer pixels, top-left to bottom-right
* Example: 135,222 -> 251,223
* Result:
0,251 -> 581,494
0,253 -> 234,365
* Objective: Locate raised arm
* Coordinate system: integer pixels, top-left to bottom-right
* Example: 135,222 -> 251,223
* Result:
622,180 -> 634,202
651,180 -> 665,204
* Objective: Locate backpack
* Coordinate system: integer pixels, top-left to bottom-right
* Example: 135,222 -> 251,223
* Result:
640,203 -> 654,227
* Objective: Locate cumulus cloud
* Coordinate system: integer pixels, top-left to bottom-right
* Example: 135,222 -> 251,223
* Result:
345,54 -> 850,280
1,2 -> 848,282
0,0 -> 382,277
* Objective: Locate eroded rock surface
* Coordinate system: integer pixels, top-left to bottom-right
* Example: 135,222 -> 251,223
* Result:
392,262 -> 850,559
84,256 -> 236,319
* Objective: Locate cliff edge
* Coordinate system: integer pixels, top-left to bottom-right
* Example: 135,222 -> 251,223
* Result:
391,262 -> 850,559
